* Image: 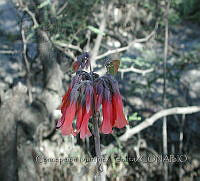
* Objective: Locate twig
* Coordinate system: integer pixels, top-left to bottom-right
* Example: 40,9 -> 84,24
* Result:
52,40 -> 82,52
179,114 -> 185,181
23,7 -> 39,29
54,45 -> 76,60
105,30 -> 126,46
0,50 -> 19,54
85,30 -> 92,52
21,15 -> 32,103
16,0 -> 39,104
90,7 -> 107,67
57,2 -> 68,16
17,0 -> 39,29
119,66 -> 153,75
94,22 -> 158,61
119,106 -> 200,142
95,46 -> 128,61
163,1 -> 170,180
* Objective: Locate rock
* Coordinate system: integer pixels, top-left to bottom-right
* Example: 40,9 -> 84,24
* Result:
181,67 -> 200,103
4,75 -> 13,84
0,0 -> 20,36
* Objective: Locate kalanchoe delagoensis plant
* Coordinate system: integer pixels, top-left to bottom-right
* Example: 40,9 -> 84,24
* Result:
56,52 -> 128,139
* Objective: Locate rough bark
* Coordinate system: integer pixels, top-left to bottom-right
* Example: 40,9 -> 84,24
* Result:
0,27 -> 63,181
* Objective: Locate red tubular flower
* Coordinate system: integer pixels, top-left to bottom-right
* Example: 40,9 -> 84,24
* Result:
79,84 -> 93,138
100,99 -> 113,134
57,53 -> 128,139
110,100 -> 115,126
104,75 -> 128,129
76,104 -> 84,132
57,80 -> 93,139
74,102 -> 92,139
112,93 -> 128,128
60,87 -> 72,113
80,108 -> 92,139
56,87 -> 72,128
100,87 -> 113,134
61,101 -> 77,135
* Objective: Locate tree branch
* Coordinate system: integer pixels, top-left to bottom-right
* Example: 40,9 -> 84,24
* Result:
119,66 -> 154,75
90,8 -> 107,67
56,1 -> 68,16
17,0 -> 39,28
119,106 -> 200,142
162,0 -> 170,180
103,106 -> 200,155
21,15 -> 33,103
54,45 -> 76,60
52,40 -> 82,52
0,50 -> 19,54
95,46 -> 128,61
94,22 -> 158,61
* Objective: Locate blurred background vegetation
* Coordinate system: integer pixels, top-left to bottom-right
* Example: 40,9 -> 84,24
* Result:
0,0 -> 200,181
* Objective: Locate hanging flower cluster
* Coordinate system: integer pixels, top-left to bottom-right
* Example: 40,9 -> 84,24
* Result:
56,52 -> 128,139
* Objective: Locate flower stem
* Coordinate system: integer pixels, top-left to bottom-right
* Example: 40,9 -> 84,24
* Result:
93,113 -> 103,180
89,56 -> 103,180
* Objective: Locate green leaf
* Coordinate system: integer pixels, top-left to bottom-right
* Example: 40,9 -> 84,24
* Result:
128,112 -> 141,122
88,26 -> 105,35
